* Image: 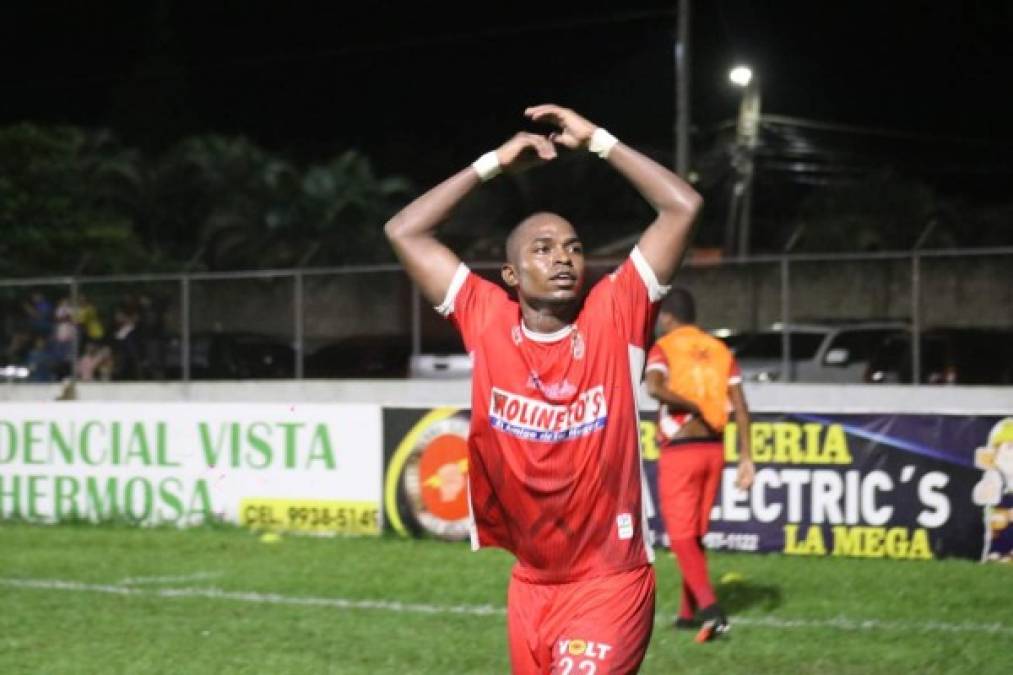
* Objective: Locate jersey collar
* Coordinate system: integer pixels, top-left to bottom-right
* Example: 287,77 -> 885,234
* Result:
521,321 -> 575,343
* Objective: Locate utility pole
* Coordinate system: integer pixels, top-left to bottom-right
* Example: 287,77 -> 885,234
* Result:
674,0 -> 691,175
736,79 -> 761,257
724,66 -> 760,256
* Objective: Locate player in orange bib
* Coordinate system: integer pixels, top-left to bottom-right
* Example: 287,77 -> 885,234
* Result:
645,287 -> 755,643
385,105 -> 702,673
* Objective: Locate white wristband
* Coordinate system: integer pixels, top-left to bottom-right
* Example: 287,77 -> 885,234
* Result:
588,128 -> 619,159
472,151 -> 502,182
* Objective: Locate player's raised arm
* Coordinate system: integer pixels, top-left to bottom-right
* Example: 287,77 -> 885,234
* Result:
384,133 -> 557,305
525,104 -> 702,285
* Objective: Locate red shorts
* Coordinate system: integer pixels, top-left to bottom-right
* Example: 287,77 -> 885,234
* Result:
506,564 -> 655,675
658,441 -> 724,541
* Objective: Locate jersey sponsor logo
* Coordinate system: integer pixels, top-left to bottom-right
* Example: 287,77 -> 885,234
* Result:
557,638 -> 613,673
617,512 -> 634,540
489,386 -> 607,442
526,374 -> 578,399
572,330 -> 586,359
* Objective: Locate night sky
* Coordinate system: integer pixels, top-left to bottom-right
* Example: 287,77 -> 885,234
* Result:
3,1 -> 1012,241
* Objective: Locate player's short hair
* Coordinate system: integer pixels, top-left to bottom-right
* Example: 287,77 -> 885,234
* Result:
504,212 -> 574,265
663,286 -> 696,323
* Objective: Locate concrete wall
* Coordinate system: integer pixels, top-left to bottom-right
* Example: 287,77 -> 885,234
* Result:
11,255 -> 1010,354
188,256 -> 1013,344
3,379 -> 1010,415
678,256 -> 1013,330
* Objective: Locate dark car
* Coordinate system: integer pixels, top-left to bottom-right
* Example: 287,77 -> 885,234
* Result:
166,332 -> 295,379
306,334 -> 473,379
710,328 -> 756,353
304,335 -> 412,379
864,328 -> 1013,385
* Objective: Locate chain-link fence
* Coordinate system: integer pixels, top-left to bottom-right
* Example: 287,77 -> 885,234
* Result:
2,247 -> 1011,385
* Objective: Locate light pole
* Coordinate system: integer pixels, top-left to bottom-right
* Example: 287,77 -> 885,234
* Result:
674,0 -> 691,176
724,65 -> 761,257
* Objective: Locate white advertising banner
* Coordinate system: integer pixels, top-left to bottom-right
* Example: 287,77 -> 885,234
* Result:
0,402 -> 383,535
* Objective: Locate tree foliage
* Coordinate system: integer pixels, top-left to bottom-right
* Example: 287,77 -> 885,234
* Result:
0,124 -> 152,276
0,124 -> 413,276
790,170 -> 954,252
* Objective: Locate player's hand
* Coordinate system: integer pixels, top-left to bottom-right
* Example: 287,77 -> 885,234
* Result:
495,132 -> 557,173
735,458 -> 755,491
524,104 -> 598,149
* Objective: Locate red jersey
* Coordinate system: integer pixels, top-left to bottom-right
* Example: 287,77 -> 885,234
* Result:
437,247 -> 667,583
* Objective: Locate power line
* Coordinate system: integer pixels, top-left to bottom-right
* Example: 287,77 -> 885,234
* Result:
761,114 -> 1013,147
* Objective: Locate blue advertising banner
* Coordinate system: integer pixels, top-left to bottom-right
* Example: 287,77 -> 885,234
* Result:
383,407 -> 1013,563
642,413 -> 1011,562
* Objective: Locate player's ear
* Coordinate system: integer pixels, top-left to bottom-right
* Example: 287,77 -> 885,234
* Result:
501,263 -> 519,288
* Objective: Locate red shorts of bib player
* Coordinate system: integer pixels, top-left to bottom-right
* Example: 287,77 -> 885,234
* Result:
645,288 -> 755,643
385,104 -> 702,673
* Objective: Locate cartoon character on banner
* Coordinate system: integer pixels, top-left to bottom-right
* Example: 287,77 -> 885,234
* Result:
971,417 -> 1013,562
387,409 -> 474,541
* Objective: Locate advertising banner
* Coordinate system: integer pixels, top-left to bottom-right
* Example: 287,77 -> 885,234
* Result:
0,402 -> 384,535
383,406 -> 1013,562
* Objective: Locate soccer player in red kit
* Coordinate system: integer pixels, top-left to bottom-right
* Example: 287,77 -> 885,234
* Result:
385,105 -> 702,674
645,288 -> 755,643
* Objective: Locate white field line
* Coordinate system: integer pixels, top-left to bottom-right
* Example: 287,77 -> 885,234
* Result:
118,572 -> 222,586
1,577 -> 1011,636
731,615 -> 1012,635
0,578 -> 503,617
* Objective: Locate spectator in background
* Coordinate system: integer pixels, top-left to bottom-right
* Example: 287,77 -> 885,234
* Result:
137,293 -> 167,379
77,342 -> 113,381
112,306 -> 142,380
24,291 -> 53,338
645,287 -> 755,643
26,336 -> 54,382
4,330 -> 32,367
74,294 -> 105,343
52,296 -> 77,378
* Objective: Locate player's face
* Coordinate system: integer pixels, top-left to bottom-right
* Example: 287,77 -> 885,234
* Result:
507,220 -> 585,304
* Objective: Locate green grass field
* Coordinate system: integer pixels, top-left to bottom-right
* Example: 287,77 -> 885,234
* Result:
1,523 -> 1009,675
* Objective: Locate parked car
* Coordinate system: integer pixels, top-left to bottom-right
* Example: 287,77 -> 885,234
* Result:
710,328 -> 756,353
304,335 -> 469,379
733,321 -> 908,383
0,364 -> 30,382
864,328 -> 1013,385
165,332 -> 295,379
305,335 -> 411,379
409,336 -> 470,379
409,352 -> 472,379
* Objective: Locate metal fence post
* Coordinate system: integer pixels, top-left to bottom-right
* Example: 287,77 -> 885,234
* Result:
411,282 -> 421,358
69,277 -> 79,384
181,275 -> 191,382
294,271 -> 304,379
911,253 -> 921,386
780,256 -> 792,382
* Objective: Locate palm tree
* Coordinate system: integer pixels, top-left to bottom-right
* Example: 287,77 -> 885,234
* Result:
0,124 -> 149,275
293,150 -> 413,266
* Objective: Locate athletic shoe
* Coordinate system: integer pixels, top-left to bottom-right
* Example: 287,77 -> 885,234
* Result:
694,604 -> 730,643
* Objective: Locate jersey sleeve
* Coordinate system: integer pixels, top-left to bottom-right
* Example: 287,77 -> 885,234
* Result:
645,344 -> 669,376
728,356 -> 743,385
587,246 -> 670,349
434,263 -> 510,352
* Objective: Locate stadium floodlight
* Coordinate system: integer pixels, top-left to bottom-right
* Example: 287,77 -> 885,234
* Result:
729,65 -> 753,88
